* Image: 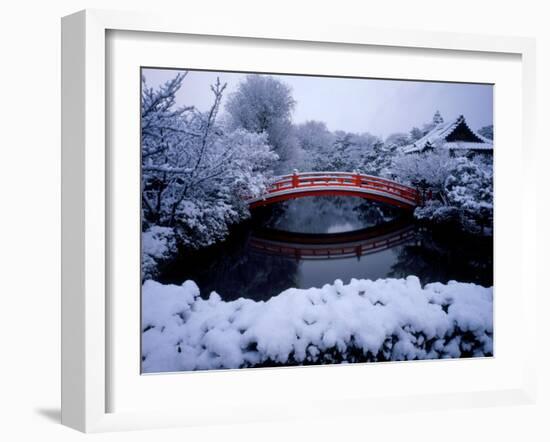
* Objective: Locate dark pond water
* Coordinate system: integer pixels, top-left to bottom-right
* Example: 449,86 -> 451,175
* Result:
158,196 -> 493,302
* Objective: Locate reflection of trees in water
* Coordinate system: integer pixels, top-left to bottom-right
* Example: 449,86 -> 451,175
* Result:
158,226 -> 299,302
356,201 -> 399,226
200,249 -> 299,302
264,196 -> 400,234
389,228 -> 493,287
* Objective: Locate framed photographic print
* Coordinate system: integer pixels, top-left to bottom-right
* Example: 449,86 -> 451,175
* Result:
140,67 -> 494,374
62,9 -> 537,432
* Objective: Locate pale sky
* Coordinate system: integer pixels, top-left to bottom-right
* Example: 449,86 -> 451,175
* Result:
142,67 -> 493,139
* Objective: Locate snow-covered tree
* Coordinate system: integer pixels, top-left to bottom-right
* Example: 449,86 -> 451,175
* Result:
141,72 -> 193,168
359,139 -> 394,176
141,74 -> 278,254
385,132 -> 410,148
391,148 -> 458,194
294,120 -> 335,169
477,125 -> 493,140
409,127 -> 424,142
310,131 -> 384,174
225,75 -> 296,168
316,131 -> 354,171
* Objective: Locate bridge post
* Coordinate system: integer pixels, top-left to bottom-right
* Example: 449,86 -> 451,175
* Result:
292,169 -> 299,188
353,170 -> 361,186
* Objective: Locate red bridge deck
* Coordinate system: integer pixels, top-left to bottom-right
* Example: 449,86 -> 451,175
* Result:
247,171 -> 420,210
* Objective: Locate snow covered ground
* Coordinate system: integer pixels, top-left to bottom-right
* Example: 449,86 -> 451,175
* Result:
142,276 -> 493,373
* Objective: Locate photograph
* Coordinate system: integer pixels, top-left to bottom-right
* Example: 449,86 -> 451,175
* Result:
140,68 -> 494,373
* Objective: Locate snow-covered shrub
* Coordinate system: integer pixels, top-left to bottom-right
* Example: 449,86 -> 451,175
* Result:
141,277 -> 493,372
392,150 -> 493,235
444,157 -> 493,235
172,199 -> 241,249
413,200 -> 460,225
142,226 -> 178,280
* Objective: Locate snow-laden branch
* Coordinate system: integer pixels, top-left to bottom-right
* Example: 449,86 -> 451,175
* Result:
141,72 -> 189,118
142,165 -> 195,174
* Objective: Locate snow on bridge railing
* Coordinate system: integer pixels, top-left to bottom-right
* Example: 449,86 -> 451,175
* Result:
272,171 -> 415,188
264,171 -> 419,202
245,171 -> 422,209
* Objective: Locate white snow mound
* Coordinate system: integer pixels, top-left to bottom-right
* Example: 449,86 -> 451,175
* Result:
141,277 -> 493,372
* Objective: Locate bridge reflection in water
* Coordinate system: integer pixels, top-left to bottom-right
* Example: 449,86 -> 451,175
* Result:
248,217 -> 416,261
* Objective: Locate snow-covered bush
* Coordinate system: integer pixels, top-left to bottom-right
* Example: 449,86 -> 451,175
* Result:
391,150 -> 493,235
444,157 -> 493,235
413,200 -> 460,225
142,226 -> 178,280
410,156 -> 493,235
141,277 -> 493,372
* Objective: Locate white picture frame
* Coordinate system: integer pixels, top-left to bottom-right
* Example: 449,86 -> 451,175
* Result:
61,9 -> 537,433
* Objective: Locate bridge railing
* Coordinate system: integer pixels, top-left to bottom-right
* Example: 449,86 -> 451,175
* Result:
266,171 -> 419,205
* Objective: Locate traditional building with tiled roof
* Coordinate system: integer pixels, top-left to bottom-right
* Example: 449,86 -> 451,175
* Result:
403,115 -> 493,155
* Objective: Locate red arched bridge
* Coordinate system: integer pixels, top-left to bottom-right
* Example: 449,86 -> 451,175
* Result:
247,171 -> 420,210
